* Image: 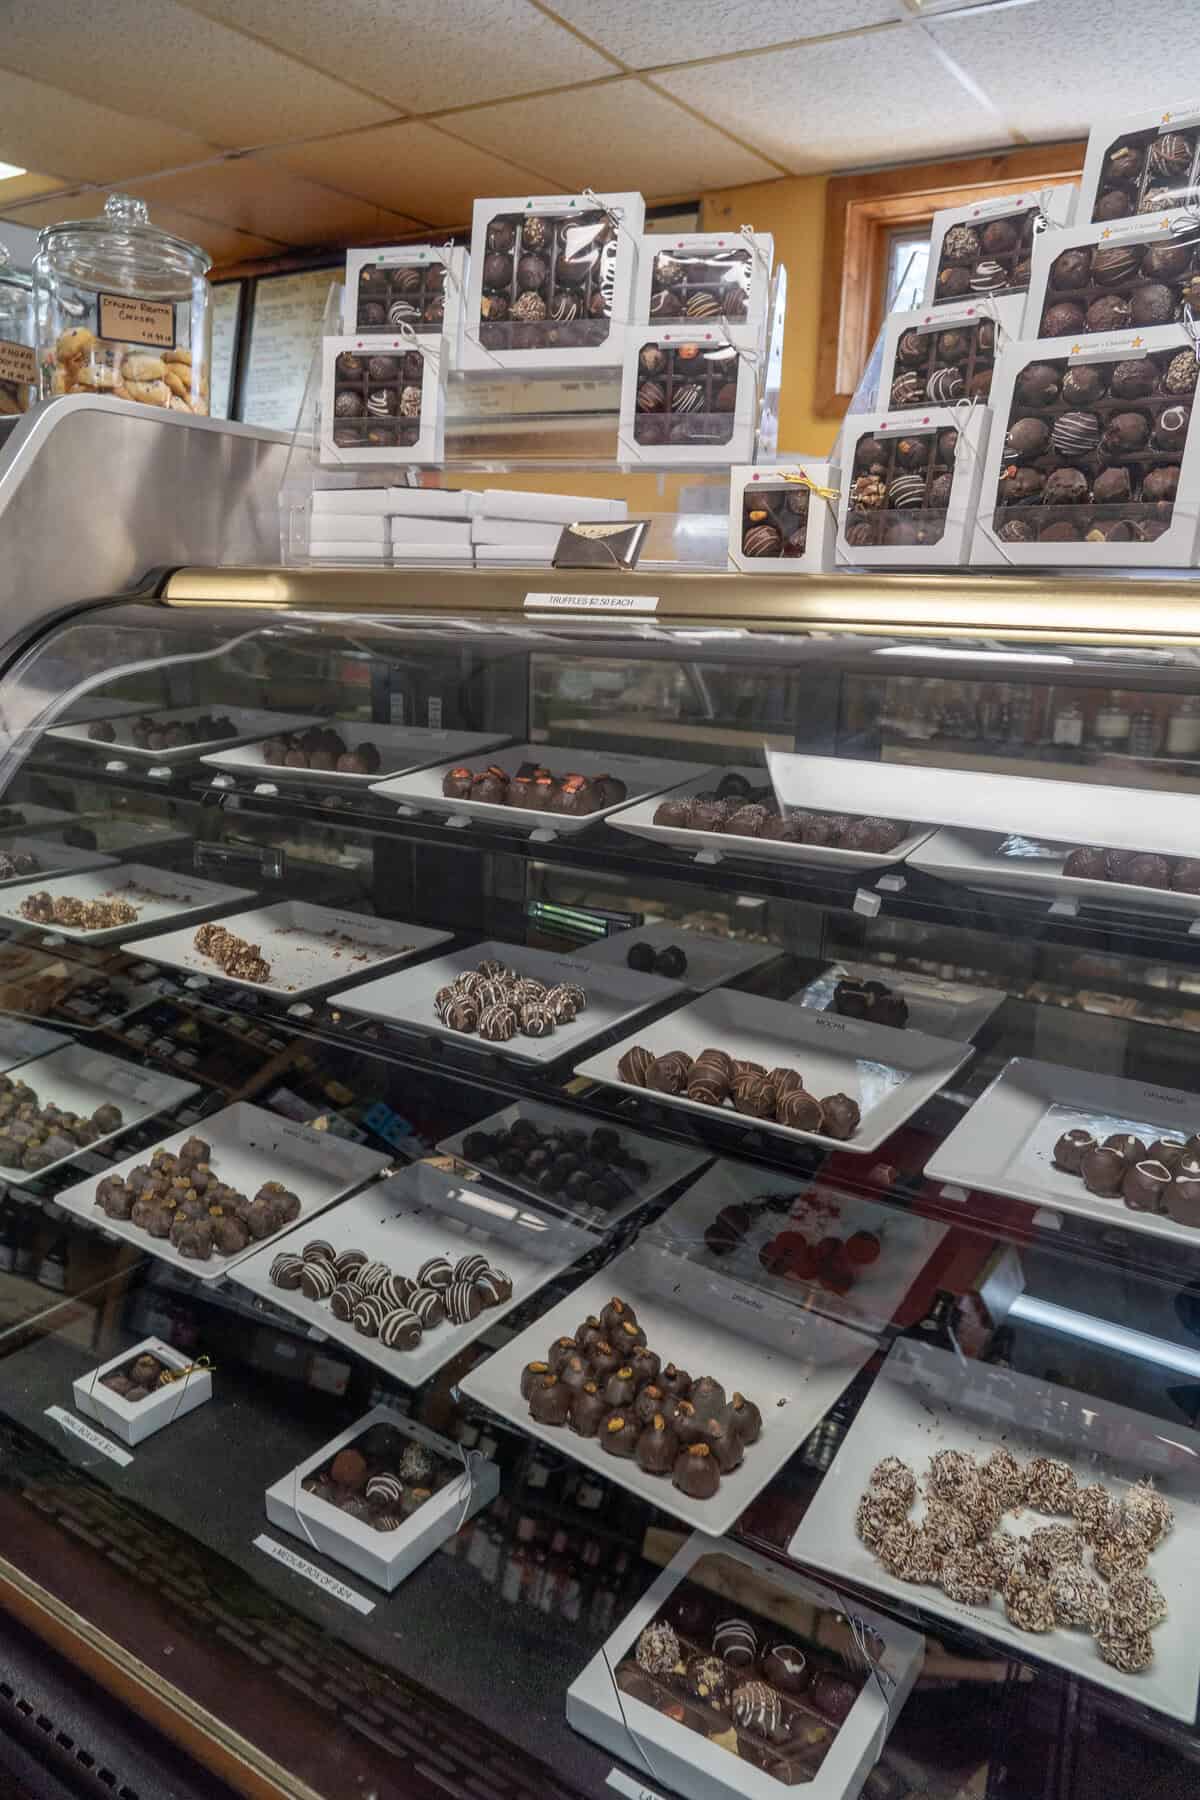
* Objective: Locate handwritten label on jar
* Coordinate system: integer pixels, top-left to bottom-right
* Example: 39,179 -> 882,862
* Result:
0,338 -> 36,387
98,293 -> 176,350
253,1533 -> 375,1614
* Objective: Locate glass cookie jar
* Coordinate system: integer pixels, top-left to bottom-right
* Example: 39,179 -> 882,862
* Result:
0,244 -> 36,418
34,193 -> 212,414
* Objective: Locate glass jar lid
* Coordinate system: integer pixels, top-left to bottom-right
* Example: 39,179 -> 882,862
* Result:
0,243 -> 33,295
36,194 -> 211,298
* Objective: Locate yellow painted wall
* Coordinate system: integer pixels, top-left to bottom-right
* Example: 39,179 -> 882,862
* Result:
702,173 -> 833,458
461,170 -> 833,508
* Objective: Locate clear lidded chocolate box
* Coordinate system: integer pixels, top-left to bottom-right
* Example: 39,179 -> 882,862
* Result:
634,230 -> 774,350
625,335 -> 747,458
924,187 -> 1076,308
320,333 -> 444,464
464,192 -> 644,370
984,338 -> 1198,554
345,248 -> 451,337
1031,220 -> 1200,343
876,299 -> 1025,413
1082,106 -> 1200,226
729,462 -> 840,572
843,426 -> 958,549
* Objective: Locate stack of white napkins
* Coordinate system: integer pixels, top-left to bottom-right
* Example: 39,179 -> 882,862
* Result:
309,485 -> 627,565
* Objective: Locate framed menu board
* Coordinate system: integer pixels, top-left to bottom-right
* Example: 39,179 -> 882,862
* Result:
239,266 -> 340,433
208,281 -> 241,421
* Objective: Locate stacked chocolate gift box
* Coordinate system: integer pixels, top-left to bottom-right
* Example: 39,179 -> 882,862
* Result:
305,484 -> 625,565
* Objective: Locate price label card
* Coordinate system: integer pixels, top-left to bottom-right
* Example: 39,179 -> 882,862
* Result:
98,294 -> 176,350
525,592 -> 658,614
45,1406 -> 133,1467
0,339 -> 36,388
253,1533 -> 375,1615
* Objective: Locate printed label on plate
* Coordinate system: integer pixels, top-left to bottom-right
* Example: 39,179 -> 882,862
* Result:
0,338 -> 36,387
253,1533 -> 375,1614
524,592 -> 658,614
46,1406 -> 133,1467
98,294 -> 176,350
607,1772 -> 666,1800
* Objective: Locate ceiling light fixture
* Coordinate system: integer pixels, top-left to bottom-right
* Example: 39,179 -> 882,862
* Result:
0,162 -> 28,181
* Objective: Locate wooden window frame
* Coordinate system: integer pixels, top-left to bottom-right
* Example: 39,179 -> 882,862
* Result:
816,142 -> 1087,420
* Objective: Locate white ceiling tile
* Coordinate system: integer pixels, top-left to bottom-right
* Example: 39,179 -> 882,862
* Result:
0,0 -> 394,150
131,161 -> 421,246
545,0 -> 896,69
265,123 -> 556,226
443,80 -> 780,194
656,26 -> 1013,173
0,66 -> 218,182
930,0 -> 1197,141
187,0 -> 617,110
1,188 -> 283,264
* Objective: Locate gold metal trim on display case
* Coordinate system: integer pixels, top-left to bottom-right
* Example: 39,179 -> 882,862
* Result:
0,1556 -> 314,1800
160,565 -> 1200,648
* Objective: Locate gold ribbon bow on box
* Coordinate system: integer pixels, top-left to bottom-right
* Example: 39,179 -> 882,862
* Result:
157,1355 -> 214,1388
782,468 -> 840,502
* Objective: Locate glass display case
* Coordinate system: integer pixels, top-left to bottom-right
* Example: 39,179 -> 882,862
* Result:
3,525 -> 1200,1798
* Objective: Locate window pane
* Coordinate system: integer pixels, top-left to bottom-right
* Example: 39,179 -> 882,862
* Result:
887,231 -> 930,312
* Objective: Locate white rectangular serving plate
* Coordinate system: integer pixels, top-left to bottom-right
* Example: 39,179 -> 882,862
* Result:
790,1339 -> 1200,1721
265,1405 -> 499,1592
73,1336 -> 212,1446
373,744 -> 711,836
571,923 -> 786,996
576,989 -> 971,1156
329,939 -> 683,1067
48,706 -> 322,762
0,864 -> 256,944
136,902 -> 453,999
0,840 -> 117,890
436,1097 -> 712,1228
462,1240 -> 876,1538
0,1018 -> 69,1070
2,1043 -> 198,1178
233,1160 -> 593,1385
767,753 -> 1200,864
647,1160 -> 949,1333
567,1532 -> 923,1800
53,1102 -> 390,1282
610,764 -> 935,872
909,826 -> 1200,919
926,1056 -> 1200,1249
202,722 -> 511,789
791,958 -> 1006,1042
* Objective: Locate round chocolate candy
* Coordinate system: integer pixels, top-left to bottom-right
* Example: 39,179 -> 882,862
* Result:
529,1373 -> 571,1425
1053,1127 -> 1096,1172
1080,1146 -> 1126,1196
1123,1159 -> 1172,1213
762,1644 -> 809,1693
713,1617 -> 758,1668
379,1306 -> 422,1349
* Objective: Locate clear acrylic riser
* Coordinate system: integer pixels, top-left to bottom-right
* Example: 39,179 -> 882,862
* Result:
277,274 -> 787,572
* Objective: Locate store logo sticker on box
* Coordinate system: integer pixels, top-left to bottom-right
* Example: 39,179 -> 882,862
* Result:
525,592 -> 658,614
607,1772 -> 666,1800
45,1406 -> 133,1467
253,1534 -> 375,1615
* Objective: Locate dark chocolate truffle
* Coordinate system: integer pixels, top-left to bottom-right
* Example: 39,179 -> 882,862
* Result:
1110,358 -> 1158,399
1123,1159 -> 1171,1213
1053,1127 -> 1097,1172
1051,248 -> 1093,289
1043,467 -> 1090,506
635,1414 -> 679,1475
1017,362 -> 1060,405
1042,301 -> 1086,337
1080,1146 -> 1126,1196
672,1442 -> 720,1499
1005,416 -> 1050,460
1087,294 -> 1132,332
1130,283 -> 1174,326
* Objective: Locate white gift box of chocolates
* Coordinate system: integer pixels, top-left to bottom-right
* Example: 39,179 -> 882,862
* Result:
73,1336 -> 212,1447
836,404 -> 992,567
265,1405 -> 500,1592
1025,211 -> 1200,346
877,295 -> 1025,414
344,243 -> 468,364
567,1531 -> 923,1800
1079,100 -> 1200,229
461,191 -> 645,373
973,327 -> 1200,567
320,333 -> 445,465
924,186 -> 1077,309
619,328 -> 757,466
634,229 -> 774,351
727,462 -> 840,572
